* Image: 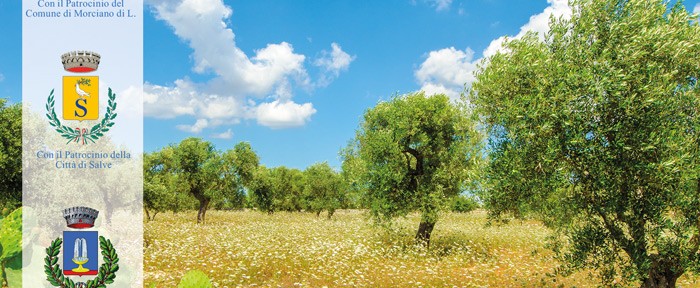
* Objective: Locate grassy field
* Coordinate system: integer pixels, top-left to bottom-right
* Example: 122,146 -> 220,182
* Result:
144,210 -> 699,287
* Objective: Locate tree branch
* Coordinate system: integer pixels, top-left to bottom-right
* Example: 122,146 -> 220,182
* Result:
595,206 -> 635,262
402,147 -> 423,176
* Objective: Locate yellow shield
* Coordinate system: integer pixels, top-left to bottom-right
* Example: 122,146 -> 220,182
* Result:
63,76 -> 99,121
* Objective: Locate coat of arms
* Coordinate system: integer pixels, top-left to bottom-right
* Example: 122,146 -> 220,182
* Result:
44,207 -> 120,288
45,51 -> 118,145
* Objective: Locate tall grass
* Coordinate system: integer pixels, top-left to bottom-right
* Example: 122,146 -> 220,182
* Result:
144,210 -> 698,287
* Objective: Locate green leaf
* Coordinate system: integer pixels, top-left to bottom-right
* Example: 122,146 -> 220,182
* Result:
177,270 -> 212,288
4,253 -> 22,287
0,208 -> 22,259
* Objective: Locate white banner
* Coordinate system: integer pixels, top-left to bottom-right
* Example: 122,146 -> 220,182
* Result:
22,0 -> 143,287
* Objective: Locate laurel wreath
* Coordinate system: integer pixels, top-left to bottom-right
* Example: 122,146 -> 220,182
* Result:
45,88 -> 117,145
44,236 -> 120,288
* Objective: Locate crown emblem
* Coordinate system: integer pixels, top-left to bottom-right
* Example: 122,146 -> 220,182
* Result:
63,206 -> 99,229
61,51 -> 101,73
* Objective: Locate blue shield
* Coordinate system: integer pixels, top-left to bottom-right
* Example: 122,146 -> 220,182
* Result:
63,231 -> 99,276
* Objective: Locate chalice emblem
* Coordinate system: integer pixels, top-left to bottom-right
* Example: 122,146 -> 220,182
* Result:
71,238 -> 89,273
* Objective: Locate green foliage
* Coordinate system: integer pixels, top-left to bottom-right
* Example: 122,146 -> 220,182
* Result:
151,138 -> 261,223
340,142 -> 367,209
451,195 -> 479,213
0,207 -> 21,287
304,162 -> 345,218
76,78 -> 91,86
171,138 -> 220,223
144,138 -> 359,219
177,270 -> 212,288
472,0 -> 700,285
144,148 -> 193,221
250,166 -> 275,213
270,166 -> 305,212
2,255 -> 20,288
343,92 -> 481,244
231,142 -> 260,188
0,99 -> 21,210
0,208 -> 21,261
213,142 -> 260,211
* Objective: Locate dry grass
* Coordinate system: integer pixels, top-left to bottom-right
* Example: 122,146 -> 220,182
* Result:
144,210 -> 699,287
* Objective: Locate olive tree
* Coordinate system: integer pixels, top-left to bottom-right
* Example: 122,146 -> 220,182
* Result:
304,162 -> 344,218
170,138 -> 220,223
250,165 -> 274,214
343,92 -> 481,247
166,139 -> 261,223
144,149 -> 182,220
472,0 -> 700,286
269,166 -> 305,212
0,99 -> 22,286
231,142 -> 259,191
0,99 -> 21,210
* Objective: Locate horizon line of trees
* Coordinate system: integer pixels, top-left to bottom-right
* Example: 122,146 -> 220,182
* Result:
143,137 -> 479,223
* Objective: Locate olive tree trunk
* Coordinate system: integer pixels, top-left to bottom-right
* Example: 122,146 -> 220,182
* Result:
415,218 -> 436,248
197,198 -> 210,224
641,271 -> 679,288
640,257 -> 683,288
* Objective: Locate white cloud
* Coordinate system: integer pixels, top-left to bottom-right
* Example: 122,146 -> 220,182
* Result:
256,100 -> 317,129
415,47 -> 477,100
314,43 -> 356,86
148,0 -> 308,98
483,0 -> 570,59
429,0 -> 452,11
694,3 -> 699,15
143,80 -> 247,133
143,80 -> 198,119
315,43 -> 355,75
143,0 -> 349,134
177,118 -> 209,133
416,0 -> 571,98
420,82 -> 458,99
211,129 -> 233,139
412,0 -> 452,12
0,73 -> 4,82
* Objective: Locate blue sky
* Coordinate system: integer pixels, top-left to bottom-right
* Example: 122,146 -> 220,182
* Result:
3,0 -> 700,170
